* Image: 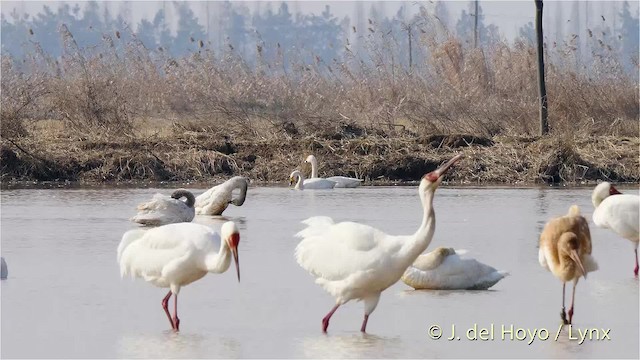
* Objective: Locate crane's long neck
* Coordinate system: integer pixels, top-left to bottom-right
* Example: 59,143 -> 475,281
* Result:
232,179 -> 248,206
309,158 -> 318,178
296,173 -> 304,190
401,188 -> 436,263
204,242 -> 231,273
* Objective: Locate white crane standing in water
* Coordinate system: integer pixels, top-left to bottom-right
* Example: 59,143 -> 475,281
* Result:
117,221 -> 241,331
591,182 -> 640,276
295,154 -> 463,333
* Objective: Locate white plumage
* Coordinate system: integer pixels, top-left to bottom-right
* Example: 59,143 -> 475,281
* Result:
305,155 -> 363,188
401,247 -> 508,290
117,221 -> 240,331
131,189 -> 195,226
289,170 -> 337,190
195,176 -> 249,215
294,154 -> 462,333
591,182 -> 640,275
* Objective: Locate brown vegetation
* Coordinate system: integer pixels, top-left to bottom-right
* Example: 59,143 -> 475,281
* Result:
1,22 -> 638,186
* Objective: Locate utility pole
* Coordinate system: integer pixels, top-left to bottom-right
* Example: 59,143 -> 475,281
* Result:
535,0 -> 549,135
474,0 -> 479,47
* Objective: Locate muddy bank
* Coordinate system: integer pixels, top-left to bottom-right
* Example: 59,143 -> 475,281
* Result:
2,131 -> 638,187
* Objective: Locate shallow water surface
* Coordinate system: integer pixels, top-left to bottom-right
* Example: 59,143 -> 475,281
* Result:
1,186 -> 638,358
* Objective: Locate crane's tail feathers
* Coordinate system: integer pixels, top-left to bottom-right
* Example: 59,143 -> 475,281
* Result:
295,216 -> 335,238
301,216 -> 334,227
117,229 -> 147,266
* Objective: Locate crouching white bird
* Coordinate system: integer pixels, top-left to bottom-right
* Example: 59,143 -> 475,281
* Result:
117,221 -> 241,331
591,182 -> 640,276
539,205 -> 598,325
401,247 -> 508,290
305,155 -> 363,188
195,176 -> 249,216
294,154 -> 463,333
131,189 -> 195,226
289,170 -> 337,190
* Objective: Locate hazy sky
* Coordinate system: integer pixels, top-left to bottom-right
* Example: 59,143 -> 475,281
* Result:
2,1 -> 638,41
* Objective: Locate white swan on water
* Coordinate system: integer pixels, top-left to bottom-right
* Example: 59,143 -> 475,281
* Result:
117,221 -> 241,331
195,176 -> 249,215
289,170 -> 336,190
294,154 -> 462,333
591,182 -> 640,276
401,247 -> 508,290
305,155 -> 363,188
131,189 -> 195,226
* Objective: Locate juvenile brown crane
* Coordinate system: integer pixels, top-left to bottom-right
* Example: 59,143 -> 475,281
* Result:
538,205 -> 598,325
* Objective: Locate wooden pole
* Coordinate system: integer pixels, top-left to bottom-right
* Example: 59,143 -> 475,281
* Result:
535,0 -> 549,135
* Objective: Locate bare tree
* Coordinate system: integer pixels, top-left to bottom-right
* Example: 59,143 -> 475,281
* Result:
535,0 -> 549,135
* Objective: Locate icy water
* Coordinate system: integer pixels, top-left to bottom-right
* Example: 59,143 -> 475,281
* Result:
1,185 -> 638,359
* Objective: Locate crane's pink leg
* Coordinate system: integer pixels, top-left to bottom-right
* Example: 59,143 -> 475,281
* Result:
634,249 -> 639,277
162,291 -> 175,330
172,294 -> 180,332
360,314 -> 370,333
322,304 -> 340,333
568,282 -> 577,325
559,283 -> 569,325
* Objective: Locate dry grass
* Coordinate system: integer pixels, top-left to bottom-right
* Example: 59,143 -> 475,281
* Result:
1,19 -> 638,185
1,119 -> 637,185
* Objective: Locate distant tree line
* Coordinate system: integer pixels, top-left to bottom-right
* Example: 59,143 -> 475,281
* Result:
1,1 -> 638,73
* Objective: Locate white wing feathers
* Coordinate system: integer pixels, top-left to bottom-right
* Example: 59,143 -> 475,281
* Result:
402,252 -> 509,290
131,194 -> 194,226
117,224 -> 220,286
294,217 -> 392,282
195,183 -> 231,215
593,194 -> 640,241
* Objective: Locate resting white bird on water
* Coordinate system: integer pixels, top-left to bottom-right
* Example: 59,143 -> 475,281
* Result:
401,247 -> 508,290
539,205 -> 598,325
305,155 -> 363,188
131,189 -> 195,226
289,170 -> 337,190
591,182 -> 640,276
195,176 -> 249,215
295,154 -> 463,333
117,221 -> 241,331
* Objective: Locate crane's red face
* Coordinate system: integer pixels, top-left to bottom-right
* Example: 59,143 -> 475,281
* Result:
422,154 -> 464,185
609,185 -> 622,196
227,232 -> 240,282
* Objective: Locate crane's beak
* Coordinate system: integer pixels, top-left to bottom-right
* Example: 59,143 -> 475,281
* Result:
609,186 -> 622,195
227,232 -> 240,282
434,154 -> 464,178
289,177 -> 295,186
231,247 -> 240,282
569,249 -> 587,279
